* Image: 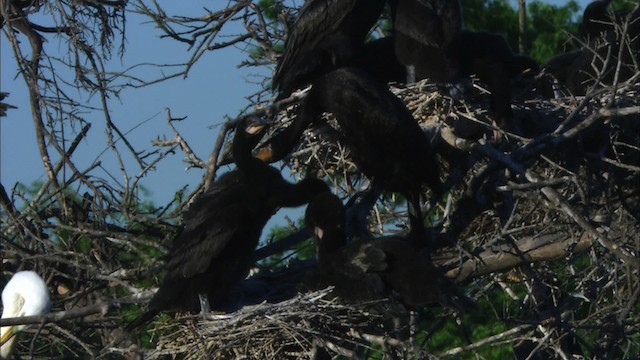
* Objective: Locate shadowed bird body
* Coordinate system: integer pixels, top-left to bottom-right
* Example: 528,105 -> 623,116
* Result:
356,36 -> 408,84
126,118 -> 329,330
390,0 -> 463,83
455,30 -> 540,132
304,193 -> 469,310
273,0 -> 386,99
543,3 -> 639,96
578,0 -> 635,40
258,67 -> 442,242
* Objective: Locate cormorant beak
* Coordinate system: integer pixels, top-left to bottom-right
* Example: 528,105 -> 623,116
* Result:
245,123 -> 266,135
244,116 -> 270,135
314,226 -> 324,240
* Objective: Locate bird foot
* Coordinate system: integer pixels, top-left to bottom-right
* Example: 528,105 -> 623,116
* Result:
198,293 -> 211,315
345,187 -> 380,240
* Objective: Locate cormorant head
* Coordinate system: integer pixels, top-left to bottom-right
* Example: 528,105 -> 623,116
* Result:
305,193 -> 346,252
579,0 -> 615,38
232,116 -> 269,162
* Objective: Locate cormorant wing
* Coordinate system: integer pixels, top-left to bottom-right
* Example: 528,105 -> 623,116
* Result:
319,241 -> 389,301
393,0 -> 461,47
164,176 -> 246,279
353,243 -> 388,273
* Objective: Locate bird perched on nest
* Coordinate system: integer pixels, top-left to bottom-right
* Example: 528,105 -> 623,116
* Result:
272,0 -> 386,100
258,67 -> 442,245
578,0 -> 638,40
543,3 -> 639,96
126,117 -> 329,330
454,30 -> 540,136
389,0 -> 463,84
1,271 -> 51,359
304,192 -> 475,311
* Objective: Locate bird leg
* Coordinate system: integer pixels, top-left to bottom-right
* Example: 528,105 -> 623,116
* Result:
198,293 -> 210,315
409,310 -> 418,356
407,194 -> 428,248
345,185 -> 381,241
405,64 -> 416,84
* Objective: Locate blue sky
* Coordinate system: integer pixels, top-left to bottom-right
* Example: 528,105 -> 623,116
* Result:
1,0 -> 593,240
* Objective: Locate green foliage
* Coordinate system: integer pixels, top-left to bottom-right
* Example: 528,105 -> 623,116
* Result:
528,0 -> 581,62
461,0 -> 582,62
257,0 -> 284,20
259,217 -> 316,269
424,283 -> 526,358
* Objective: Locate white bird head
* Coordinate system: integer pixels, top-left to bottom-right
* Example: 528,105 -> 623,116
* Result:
1,271 -> 51,359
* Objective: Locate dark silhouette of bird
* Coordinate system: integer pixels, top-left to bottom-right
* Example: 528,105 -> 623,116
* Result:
578,0 -> 635,40
543,4 -> 639,96
455,30 -> 540,133
389,1 -> 539,136
272,0 -> 386,100
389,0 -> 463,84
257,67 -> 442,244
126,117 -> 329,330
304,192 -> 473,310
356,36 -> 407,84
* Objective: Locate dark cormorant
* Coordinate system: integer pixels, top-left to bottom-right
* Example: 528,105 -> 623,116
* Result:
389,1 -> 539,135
272,0 -> 386,100
577,0 -> 635,40
389,0 -> 463,83
455,30 -> 540,132
258,67 -> 442,243
543,5 -> 639,96
356,36 -> 407,84
540,50 -> 584,97
126,118 -> 329,330
304,192 -> 472,310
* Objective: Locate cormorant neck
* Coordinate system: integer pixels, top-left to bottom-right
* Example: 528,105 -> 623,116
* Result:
275,178 -> 330,208
258,102 -> 316,162
317,225 -> 347,261
232,120 -> 264,171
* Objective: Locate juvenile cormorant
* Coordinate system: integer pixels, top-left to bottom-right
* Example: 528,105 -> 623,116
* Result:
390,0 -> 463,83
304,193 -> 471,310
356,36 -> 407,84
455,30 -> 540,132
578,0 -> 622,39
543,5 -> 639,96
258,67 -> 442,243
126,118 -> 329,330
272,0 -> 386,100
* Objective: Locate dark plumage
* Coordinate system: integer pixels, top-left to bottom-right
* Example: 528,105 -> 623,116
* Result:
258,67 -> 442,242
304,193 -> 465,310
543,5 -> 639,96
390,0 -> 463,83
455,30 -> 540,131
578,0 -> 623,40
356,36 -> 407,84
126,118 -> 329,330
272,0 -> 386,100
